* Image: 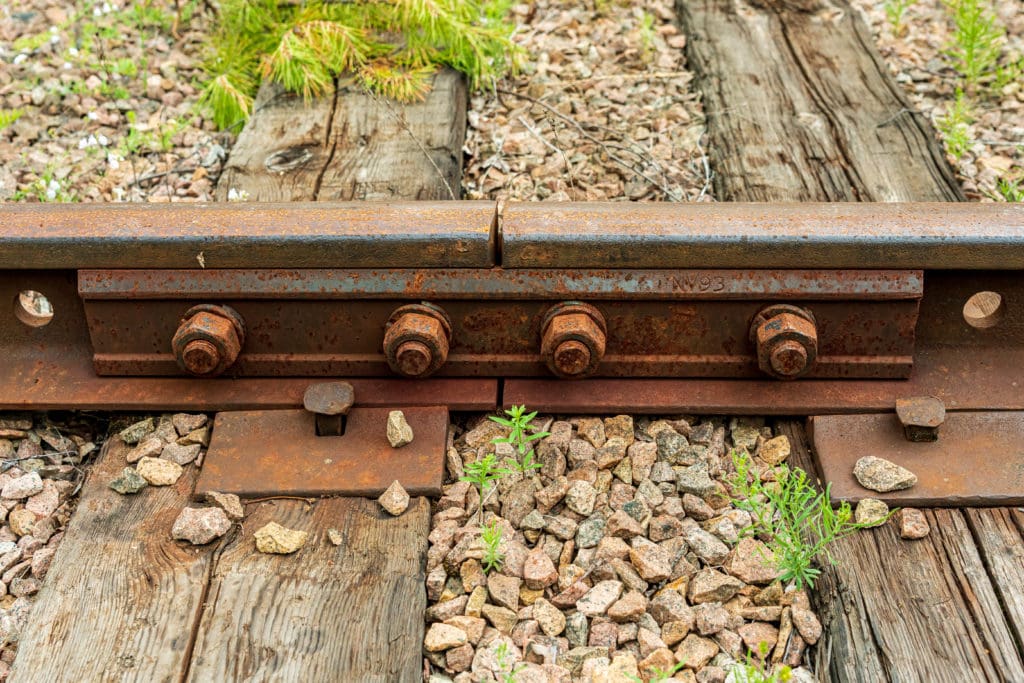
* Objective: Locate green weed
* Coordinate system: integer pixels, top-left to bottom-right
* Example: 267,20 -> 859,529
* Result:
12,166 -> 78,203
460,454 -> 510,524
728,643 -> 793,682
945,0 -> 1005,88
995,177 -> 1024,202
493,641 -> 525,683
884,0 -> 916,36
730,450 -> 884,589
489,405 -> 549,474
626,660 -> 687,682
936,88 -> 975,160
481,519 -> 505,573
638,11 -> 657,62
993,55 -> 1023,93
0,109 -> 24,132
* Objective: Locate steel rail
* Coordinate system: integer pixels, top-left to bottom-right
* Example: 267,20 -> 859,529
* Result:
1,201 -> 1022,269
0,201 -> 1021,417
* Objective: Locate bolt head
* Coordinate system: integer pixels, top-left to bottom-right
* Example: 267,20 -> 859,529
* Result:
755,311 -> 817,379
383,307 -> 451,378
540,306 -> 607,379
172,307 -> 244,377
303,381 -> 355,416
770,340 -> 808,377
395,340 -> 433,377
553,340 -> 592,377
182,339 -> 220,375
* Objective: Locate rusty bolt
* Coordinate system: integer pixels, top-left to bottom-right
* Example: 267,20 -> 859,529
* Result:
896,395 -> 945,442
540,302 -> 607,379
749,305 -> 818,380
304,381 -> 355,436
383,303 -> 452,378
171,304 -> 245,377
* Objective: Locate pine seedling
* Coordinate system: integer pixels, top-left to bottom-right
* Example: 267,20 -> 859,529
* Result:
481,518 -> 505,573
0,109 -> 24,132
199,0 -> 520,129
945,0 -> 1005,88
937,88 -> 975,160
884,0 -> 916,36
730,450 -> 885,589
460,453 -> 510,524
490,405 -> 549,473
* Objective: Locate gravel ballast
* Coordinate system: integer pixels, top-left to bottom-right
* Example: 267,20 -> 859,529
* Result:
424,415 -> 822,682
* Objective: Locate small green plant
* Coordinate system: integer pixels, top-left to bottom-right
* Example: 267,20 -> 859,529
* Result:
884,0 -> 916,36
0,109 -> 24,132
995,177 -> 1024,202
638,11 -> 657,62
494,641 -> 525,683
937,88 -> 975,160
945,0 -> 1005,88
199,0 -> 520,130
490,405 -> 549,473
460,454 -> 510,524
993,55 -> 1023,92
728,643 -> 793,682
481,519 -> 505,573
12,166 -> 78,203
626,660 -> 687,683
730,450 -> 885,589
12,31 -> 51,53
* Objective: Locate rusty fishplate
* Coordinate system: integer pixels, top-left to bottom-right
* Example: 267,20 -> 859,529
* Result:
75,267 -> 922,380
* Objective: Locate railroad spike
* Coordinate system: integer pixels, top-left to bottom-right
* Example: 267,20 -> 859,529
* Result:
895,396 -> 946,442
303,382 -> 355,437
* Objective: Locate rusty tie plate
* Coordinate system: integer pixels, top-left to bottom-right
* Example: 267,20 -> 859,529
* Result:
811,411 -> 1024,506
194,407 -> 448,499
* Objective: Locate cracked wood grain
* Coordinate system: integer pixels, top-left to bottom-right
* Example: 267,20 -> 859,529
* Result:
215,68 -> 467,202
676,0 -> 963,201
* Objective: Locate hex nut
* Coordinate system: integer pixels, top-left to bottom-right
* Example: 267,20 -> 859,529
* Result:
383,304 -> 452,378
752,307 -> 818,380
171,305 -> 245,377
540,303 -> 607,379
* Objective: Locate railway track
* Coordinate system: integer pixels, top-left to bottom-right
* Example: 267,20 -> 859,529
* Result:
2,0 -> 1022,678
1,200 -> 1021,505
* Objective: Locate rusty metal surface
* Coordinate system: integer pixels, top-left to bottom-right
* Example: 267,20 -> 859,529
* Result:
77,268 -> 924,300
502,202 -> 1024,269
539,302 -> 608,378
0,269 -> 481,411
194,407 -> 448,498
383,303 -> 453,378
811,412 -> 1024,506
0,202 -> 497,269
171,304 -> 245,377
502,347 -> 1024,413
2,202 -> 1021,270
81,298 -> 919,379
749,305 -> 818,379
77,267 -> 920,379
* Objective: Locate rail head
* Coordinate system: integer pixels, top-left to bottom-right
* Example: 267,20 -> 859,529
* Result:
0,201 -> 1021,270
